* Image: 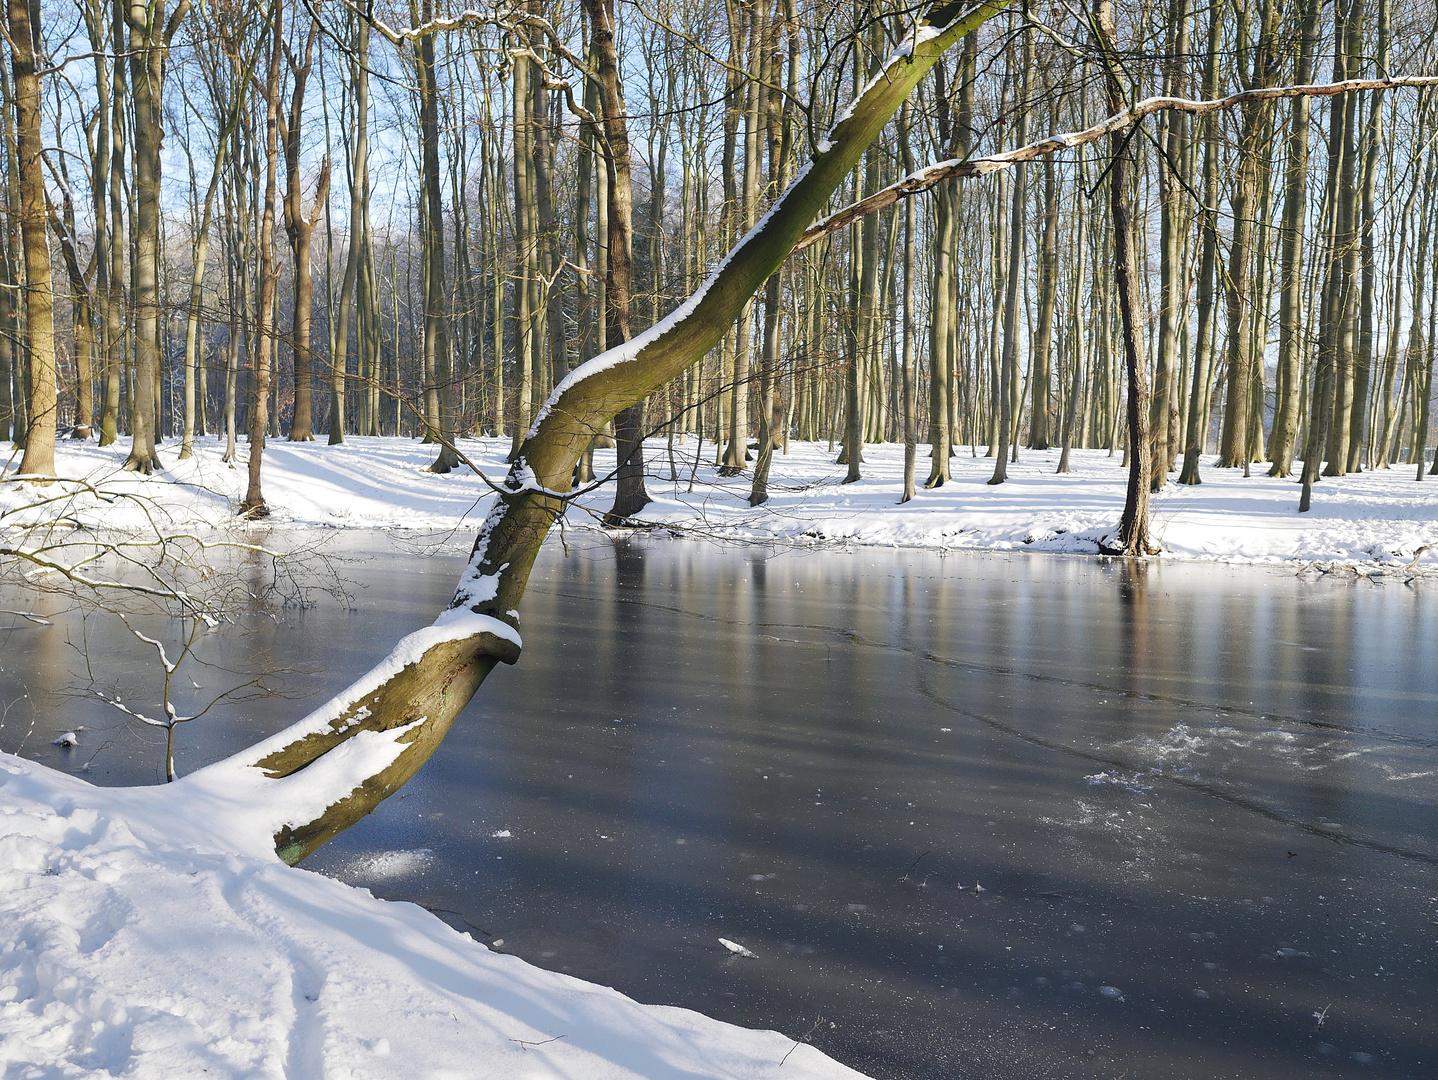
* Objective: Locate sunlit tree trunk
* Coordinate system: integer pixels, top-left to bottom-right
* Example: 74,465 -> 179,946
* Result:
1217,0 -> 1278,470
988,24 -> 1031,485
8,0 -> 55,475
122,0 -> 189,473
241,3 -> 281,517
1322,0 -> 1363,478
1150,0 -> 1188,487
280,10 -> 327,443
1268,0 -> 1320,477
416,0 -> 460,472
899,100 -> 918,502
329,15 -> 369,445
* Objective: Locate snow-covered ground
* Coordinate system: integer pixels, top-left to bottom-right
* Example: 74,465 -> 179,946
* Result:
0,752 -> 861,1079
4,432 -> 1438,567
4,431 -> 1437,1079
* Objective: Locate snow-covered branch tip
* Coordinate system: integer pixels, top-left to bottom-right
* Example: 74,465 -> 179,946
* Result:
794,74 -> 1438,254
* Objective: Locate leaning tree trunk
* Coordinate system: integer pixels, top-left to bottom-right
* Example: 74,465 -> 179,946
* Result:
180,0 -> 1011,865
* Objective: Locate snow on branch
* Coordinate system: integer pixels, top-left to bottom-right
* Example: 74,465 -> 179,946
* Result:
794,75 -> 1438,254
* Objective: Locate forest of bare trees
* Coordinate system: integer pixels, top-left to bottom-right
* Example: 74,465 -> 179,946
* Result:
5,0 -> 1438,535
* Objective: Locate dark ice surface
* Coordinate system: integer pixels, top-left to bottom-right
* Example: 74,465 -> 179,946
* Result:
7,534 -> 1437,1079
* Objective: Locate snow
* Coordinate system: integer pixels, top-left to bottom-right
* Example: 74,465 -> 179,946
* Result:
4,434 -> 1437,568
4,431 -> 1438,1077
0,753 -> 865,1080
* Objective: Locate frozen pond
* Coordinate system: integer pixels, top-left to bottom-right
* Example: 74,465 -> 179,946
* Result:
5,534 -> 1437,1079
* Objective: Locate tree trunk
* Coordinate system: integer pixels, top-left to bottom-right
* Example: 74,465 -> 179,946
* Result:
417,3 -> 460,472
9,0 -> 57,476
988,25 -> 1031,485
281,11 -> 326,443
100,5 -> 126,449
241,3 -> 281,517
1322,0 -> 1364,478
591,0 -> 650,523
899,100 -> 918,503
329,15 -> 369,445
122,0 -> 189,473
1176,6 -> 1221,485
1057,136 -> 1088,474
1094,0 -> 1155,555
1267,0 -> 1319,476
1217,0 -> 1278,470
1028,134 -> 1058,452
1150,0 -> 1188,487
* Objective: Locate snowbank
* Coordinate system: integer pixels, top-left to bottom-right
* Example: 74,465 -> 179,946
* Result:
0,752 -> 864,1079
3,434 -> 1436,567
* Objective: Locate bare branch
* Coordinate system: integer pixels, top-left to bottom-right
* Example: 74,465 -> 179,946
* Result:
793,75 -> 1438,254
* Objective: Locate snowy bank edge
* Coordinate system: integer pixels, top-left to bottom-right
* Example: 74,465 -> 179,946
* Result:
0,751 -> 868,1080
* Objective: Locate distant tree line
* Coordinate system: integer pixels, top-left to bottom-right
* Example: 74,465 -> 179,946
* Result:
4,0 -> 1438,524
